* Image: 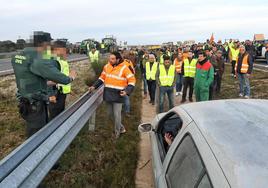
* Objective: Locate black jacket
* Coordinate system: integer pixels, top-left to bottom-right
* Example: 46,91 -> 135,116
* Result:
236,52 -> 253,74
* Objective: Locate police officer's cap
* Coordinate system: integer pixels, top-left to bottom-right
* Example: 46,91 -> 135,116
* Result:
33,31 -> 53,47
53,40 -> 67,48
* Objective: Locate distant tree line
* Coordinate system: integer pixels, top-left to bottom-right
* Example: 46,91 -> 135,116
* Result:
0,39 -> 26,53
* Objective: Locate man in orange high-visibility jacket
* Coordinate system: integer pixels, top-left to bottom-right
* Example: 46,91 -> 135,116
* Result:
89,52 -> 136,139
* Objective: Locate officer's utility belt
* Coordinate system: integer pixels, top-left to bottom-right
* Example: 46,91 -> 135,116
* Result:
31,93 -> 49,102
18,97 -> 45,118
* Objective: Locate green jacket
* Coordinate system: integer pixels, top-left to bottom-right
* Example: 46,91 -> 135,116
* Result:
194,59 -> 214,89
11,47 -> 72,102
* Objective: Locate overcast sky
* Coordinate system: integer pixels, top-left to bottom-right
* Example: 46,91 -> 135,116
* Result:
1,0 -> 268,45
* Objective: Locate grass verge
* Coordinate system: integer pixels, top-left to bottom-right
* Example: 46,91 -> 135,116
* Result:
214,64 -> 268,100
42,66 -> 142,187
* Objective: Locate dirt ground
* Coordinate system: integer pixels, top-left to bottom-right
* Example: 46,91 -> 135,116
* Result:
135,96 -> 155,188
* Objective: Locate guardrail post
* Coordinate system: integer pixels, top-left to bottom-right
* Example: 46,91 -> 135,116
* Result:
88,111 -> 96,131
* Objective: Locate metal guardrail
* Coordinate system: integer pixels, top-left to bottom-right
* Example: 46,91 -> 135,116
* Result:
0,56 -> 89,77
0,51 -> 22,56
0,85 -> 104,188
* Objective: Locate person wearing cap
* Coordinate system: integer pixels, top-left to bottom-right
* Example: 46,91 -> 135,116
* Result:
213,50 -> 225,94
145,54 -> 158,105
88,47 -> 100,64
88,52 -> 136,139
156,55 -> 176,113
11,31 -> 76,138
235,45 -> 253,98
48,39 -> 74,120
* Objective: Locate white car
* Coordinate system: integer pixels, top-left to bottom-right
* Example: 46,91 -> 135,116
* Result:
139,99 -> 268,188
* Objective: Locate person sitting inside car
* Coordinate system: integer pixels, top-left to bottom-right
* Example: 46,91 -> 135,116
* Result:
164,131 -> 174,147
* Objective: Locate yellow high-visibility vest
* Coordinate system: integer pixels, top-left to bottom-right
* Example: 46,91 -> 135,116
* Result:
145,61 -> 158,80
89,50 -> 99,62
184,58 -> 197,78
42,48 -> 52,59
57,58 -> 71,94
159,64 -> 175,86
230,47 -> 240,61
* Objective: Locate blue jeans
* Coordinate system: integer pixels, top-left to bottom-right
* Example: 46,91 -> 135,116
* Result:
159,86 -> 174,113
123,95 -> 130,113
175,73 -> 184,92
143,74 -> 148,94
237,73 -> 250,96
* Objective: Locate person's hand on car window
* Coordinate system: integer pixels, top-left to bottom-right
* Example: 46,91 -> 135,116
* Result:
164,133 -> 174,146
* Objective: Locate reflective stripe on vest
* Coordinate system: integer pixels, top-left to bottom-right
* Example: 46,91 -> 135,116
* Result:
89,51 -> 99,62
159,64 -> 175,86
184,58 -> 197,77
174,58 -> 183,73
57,58 -> 71,94
100,63 -> 135,90
146,62 -> 158,80
235,54 -> 249,73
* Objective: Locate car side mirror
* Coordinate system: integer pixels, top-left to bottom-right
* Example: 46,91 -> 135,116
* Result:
138,123 -> 153,133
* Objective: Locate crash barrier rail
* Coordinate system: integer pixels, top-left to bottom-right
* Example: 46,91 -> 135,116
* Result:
0,51 -> 22,57
0,55 -> 89,77
0,85 -> 104,188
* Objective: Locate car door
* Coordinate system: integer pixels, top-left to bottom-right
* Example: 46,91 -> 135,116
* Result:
150,108 -> 193,188
159,122 -> 229,188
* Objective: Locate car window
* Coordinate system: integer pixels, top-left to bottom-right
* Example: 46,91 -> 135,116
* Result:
156,112 -> 183,159
198,174 -> 212,188
166,135 -> 212,188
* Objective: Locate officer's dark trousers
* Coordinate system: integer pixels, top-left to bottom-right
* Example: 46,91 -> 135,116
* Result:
182,77 -> 194,100
19,100 -> 48,138
49,93 -> 67,121
147,80 -> 156,102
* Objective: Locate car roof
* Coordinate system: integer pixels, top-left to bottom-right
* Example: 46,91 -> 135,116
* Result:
176,99 -> 268,188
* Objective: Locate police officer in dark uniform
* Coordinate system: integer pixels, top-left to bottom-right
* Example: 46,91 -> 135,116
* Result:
11,31 -> 76,138
48,39 -> 72,120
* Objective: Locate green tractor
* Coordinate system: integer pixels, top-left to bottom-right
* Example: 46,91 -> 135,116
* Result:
80,39 -> 100,54
100,35 -> 118,53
